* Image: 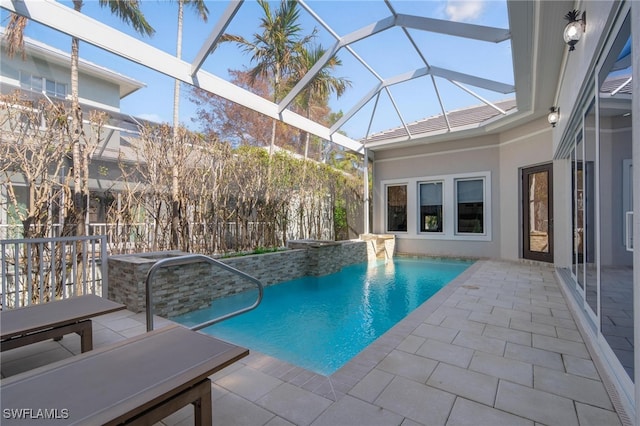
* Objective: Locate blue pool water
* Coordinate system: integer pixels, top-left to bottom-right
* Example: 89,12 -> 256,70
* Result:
173,257 -> 472,375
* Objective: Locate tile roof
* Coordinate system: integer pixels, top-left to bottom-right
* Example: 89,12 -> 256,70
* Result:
600,75 -> 632,95
363,98 -> 517,143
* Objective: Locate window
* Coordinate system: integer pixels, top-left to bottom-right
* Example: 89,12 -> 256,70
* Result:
45,79 -> 67,98
419,182 -> 443,232
456,178 -> 484,234
20,72 -> 42,92
387,185 -> 407,232
381,171 -> 490,241
19,72 -> 67,99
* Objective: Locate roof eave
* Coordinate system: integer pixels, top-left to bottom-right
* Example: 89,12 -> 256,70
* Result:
1,28 -> 146,99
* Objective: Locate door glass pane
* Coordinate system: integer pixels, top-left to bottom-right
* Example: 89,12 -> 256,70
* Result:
527,171 -> 549,253
584,101 -> 597,315
598,14 -> 633,380
571,146 -> 577,277
574,135 -> 585,290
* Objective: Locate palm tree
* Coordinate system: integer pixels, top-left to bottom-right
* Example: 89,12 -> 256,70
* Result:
172,0 -> 208,131
4,1 -> 154,236
170,0 -> 208,249
222,0 -> 315,156
291,45 -> 350,161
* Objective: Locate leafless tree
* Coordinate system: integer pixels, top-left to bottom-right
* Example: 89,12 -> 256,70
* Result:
1,92 -> 108,302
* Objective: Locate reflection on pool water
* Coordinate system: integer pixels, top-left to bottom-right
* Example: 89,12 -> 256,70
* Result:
173,257 -> 472,375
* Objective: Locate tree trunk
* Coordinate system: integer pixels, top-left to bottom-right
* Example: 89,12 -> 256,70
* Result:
171,1 -> 185,250
71,33 -> 83,236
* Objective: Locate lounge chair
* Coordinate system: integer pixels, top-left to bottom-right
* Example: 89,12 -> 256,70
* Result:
1,294 -> 125,353
0,325 -> 248,425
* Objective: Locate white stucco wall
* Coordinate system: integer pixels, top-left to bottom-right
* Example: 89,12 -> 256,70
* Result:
498,119 -> 554,261
553,1 -> 623,153
79,73 -> 120,110
552,159 -> 572,268
373,135 -> 502,259
371,117 -> 556,261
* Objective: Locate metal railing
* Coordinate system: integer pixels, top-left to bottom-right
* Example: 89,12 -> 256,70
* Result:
0,235 -> 108,309
144,254 -> 264,332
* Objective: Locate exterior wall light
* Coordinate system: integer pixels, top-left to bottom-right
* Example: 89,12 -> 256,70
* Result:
548,107 -> 559,127
564,10 -> 586,51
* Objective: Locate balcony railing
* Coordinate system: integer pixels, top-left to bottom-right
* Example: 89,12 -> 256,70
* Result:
0,235 -> 108,309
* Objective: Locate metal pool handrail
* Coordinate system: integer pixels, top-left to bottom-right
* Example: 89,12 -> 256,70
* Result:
144,254 -> 264,332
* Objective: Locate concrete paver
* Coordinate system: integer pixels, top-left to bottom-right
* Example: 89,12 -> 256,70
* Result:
310,395 -> 403,426
563,354 -> 600,380
426,363 -> 498,406
213,392 -> 277,426
375,376 -> 456,425
447,398 -> 533,426
468,351 -> 532,387
416,338 -> 474,368
504,341 -> 565,370
376,349 -> 438,382
533,365 -> 613,409
495,380 -> 579,426
216,366 -> 284,402
0,260 -> 626,426
256,383 -> 332,426
575,402 -> 623,426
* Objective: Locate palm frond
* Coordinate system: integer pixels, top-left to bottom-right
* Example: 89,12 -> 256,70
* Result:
4,14 -> 28,60
100,0 -> 155,36
185,0 -> 209,22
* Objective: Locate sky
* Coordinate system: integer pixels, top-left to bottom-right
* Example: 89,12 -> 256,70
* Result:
0,0 -> 512,141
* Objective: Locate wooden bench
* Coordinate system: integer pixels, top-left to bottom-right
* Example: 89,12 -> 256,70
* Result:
1,294 -> 125,353
0,325 -> 249,425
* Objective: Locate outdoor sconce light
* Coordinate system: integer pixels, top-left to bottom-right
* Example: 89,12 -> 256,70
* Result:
548,107 -> 559,127
564,10 -> 586,51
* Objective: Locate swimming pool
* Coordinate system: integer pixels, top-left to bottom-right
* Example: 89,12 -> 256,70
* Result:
173,257 -> 472,375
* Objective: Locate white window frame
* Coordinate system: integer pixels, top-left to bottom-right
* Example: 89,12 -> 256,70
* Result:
19,71 -> 67,99
381,171 -> 491,241
454,177 -> 488,237
45,78 -> 67,98
384,181 -> 409,234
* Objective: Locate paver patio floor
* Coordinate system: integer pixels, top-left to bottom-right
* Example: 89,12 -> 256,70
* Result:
0,260 -> 627,425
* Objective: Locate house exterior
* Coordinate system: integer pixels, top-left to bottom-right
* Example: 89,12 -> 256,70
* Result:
368,1 -> 638,421
0,33 -> 361,248
1,0 -> 638,422
0,30 -> 147,235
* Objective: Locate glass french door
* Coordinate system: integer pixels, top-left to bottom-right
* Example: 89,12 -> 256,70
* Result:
522,164 -> 553,262
572,132 -> 586,292
597,11 -> 633,379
